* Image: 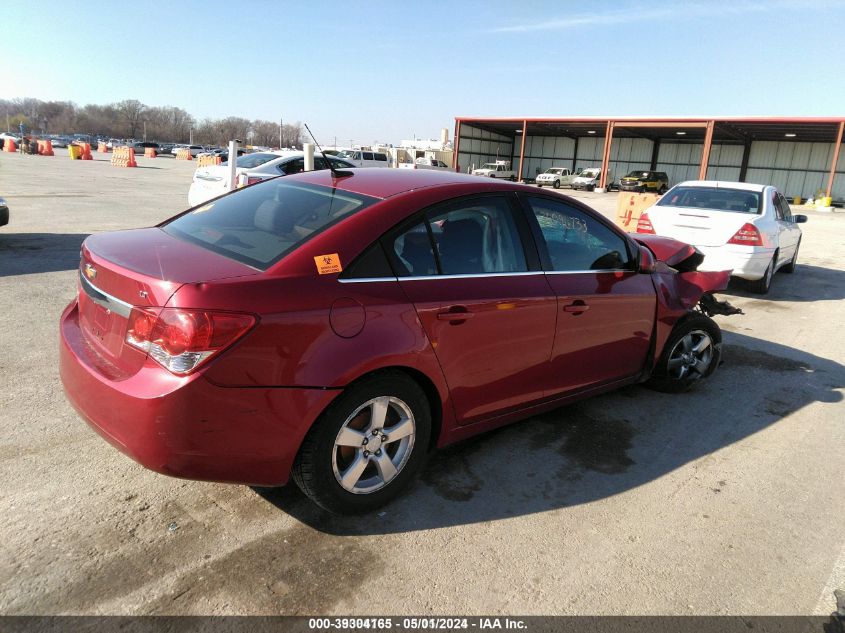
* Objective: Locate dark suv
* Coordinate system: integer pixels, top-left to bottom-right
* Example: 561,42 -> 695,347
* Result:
619,171 -> 669,194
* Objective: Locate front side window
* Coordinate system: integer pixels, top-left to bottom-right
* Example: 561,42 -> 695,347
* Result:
525,197 -> 633,272
163,181 -> 378,270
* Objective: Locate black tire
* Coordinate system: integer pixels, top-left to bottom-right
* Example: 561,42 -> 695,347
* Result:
646,313 -> 722,393
781,240 -> 800,273
658,185 -> 668,194
748,253 -> 776,294
537,183 -> 543,188
489,173 -> 496,178
552,179 -> 560,189
292,371 -> 431,514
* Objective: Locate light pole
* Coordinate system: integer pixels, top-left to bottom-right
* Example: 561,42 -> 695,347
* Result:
189,127 -> 193,144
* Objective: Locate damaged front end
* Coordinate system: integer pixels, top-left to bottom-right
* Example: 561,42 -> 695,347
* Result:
634,233 -> 743,316
633,234 -> 742,373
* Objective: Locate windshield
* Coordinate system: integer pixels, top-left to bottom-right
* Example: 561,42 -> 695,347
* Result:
625,171 -> 650,179
162,181 -> 378,270
546,168 -> 563,175
657,186 -> 762,214
579,169 -> 600,179
337,150 -> 357,159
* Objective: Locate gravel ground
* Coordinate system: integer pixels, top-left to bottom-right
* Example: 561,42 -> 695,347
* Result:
0,151 -> 843,615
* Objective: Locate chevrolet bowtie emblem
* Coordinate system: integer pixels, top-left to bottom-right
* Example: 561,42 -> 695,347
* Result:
84,263 -> 97,280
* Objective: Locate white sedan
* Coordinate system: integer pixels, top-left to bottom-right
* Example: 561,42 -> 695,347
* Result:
187,150 -> 355,207
636,180 -> 807,294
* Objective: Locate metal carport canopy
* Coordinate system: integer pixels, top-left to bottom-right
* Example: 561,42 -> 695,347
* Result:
453,116 -> 845,196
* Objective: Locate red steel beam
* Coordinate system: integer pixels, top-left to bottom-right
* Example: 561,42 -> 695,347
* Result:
517,120 -> 527,182
698,120 -> 715,180
455,116 -> 845,125
453,120 -> 461,172
826,121 -> 844,198
599,121 -> 614,189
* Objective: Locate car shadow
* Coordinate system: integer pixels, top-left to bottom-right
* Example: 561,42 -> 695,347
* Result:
720,265 -> 845,302
254,330 -> 843,534
0,233 -> 88,277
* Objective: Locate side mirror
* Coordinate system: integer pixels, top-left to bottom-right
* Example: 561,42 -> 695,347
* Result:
638,245 -> 656,273
794,214 -> 808,223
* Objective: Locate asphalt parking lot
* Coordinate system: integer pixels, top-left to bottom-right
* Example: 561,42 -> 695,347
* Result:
1,151 -> 843,616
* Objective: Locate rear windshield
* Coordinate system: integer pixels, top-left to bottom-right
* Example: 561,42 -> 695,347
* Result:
222,152 -> 278,169
657,186 -> 762,214
162,181 -> 379,270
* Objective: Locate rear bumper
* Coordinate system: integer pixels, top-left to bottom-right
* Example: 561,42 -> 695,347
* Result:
59,300 -> 339,486
694,245 -> 775,280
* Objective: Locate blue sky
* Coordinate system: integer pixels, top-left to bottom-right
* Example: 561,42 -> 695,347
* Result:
1,0 -> 843,145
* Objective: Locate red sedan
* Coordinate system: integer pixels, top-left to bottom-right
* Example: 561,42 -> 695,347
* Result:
60,168 -> 738,514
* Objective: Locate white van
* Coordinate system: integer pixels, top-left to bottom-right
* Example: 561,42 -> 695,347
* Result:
337,149 -> 391,168
571,167 -> 614,191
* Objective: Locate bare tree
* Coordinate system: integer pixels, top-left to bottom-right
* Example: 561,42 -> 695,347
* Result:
115,99 -> 147,138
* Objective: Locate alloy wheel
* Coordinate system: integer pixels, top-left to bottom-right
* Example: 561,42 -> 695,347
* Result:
332,396 -> 416,494
666,329 -> 714,381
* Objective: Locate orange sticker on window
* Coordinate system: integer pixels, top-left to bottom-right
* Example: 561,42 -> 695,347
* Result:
314,253 -> 342,275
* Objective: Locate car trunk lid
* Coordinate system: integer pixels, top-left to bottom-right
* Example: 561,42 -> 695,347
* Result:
647,205 -> 758,247
77,228 -> 258,376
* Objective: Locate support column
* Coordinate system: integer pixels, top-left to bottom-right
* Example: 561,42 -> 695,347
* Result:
739,140 -> 752,182
517,120 -> 527,182
572,136 -> 579,173
698,120 -> 715,180
650,138 -> 660,171
826,121 -> 844,198
599,121 -> 614,189
453,120 -> 461,172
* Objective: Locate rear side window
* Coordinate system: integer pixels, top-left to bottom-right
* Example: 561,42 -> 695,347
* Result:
163,181 -> 378,270
386,196 -> 529,277
363,152 -> 374,160
658,186 -> 761,214
374,153 -> 388,161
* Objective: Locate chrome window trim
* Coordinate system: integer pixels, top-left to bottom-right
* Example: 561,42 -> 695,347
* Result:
338,270 -> 633,283
338,276 -> 400,284
339,271 -> 545,283
78,270 -> 133,318
545,269 -> 634,275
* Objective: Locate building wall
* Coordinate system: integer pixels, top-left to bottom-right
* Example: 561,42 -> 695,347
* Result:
456,124 -> 514,173
744,141 -> 843,200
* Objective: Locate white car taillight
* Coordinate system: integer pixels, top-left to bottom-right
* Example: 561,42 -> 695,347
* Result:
126,307 -> 256,375
636,212 -> 656,234
727,223 -> 764,247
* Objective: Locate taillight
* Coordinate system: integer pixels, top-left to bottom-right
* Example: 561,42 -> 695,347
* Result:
246,176 -> 262,185
727,222 -> 763,246
126,307 -> 255,375
636,212 -> 655,234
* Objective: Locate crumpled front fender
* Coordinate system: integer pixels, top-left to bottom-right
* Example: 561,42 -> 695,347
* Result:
648,265 -> 732,371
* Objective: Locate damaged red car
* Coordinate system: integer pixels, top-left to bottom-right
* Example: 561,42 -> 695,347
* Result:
60,168 -> 739,514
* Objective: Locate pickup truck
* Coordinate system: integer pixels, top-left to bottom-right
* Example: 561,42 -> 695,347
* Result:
536,166 -> 579,189
472,160 -> 516,180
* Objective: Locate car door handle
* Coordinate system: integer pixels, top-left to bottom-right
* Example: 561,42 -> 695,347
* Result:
437,307 -> 474,322
563,301 -> 590,314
